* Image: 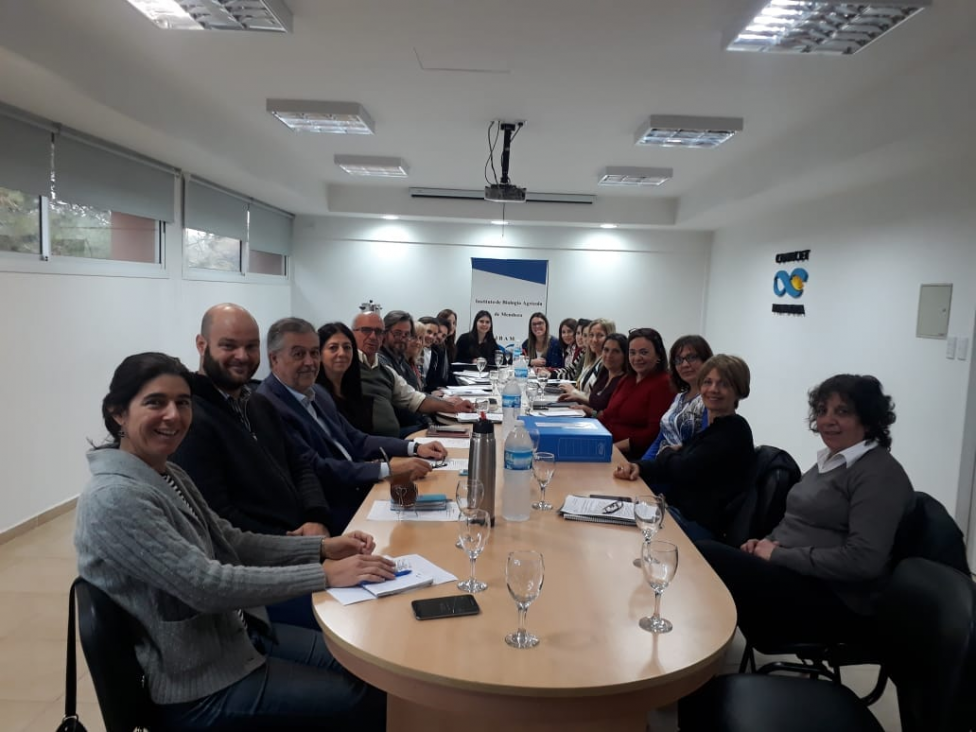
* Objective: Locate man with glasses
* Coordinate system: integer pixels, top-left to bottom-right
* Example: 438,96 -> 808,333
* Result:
352,311 -> 474,438
257,317 -> 447,534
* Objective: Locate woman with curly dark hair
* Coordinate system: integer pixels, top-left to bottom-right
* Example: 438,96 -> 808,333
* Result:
695,374 -> 915,647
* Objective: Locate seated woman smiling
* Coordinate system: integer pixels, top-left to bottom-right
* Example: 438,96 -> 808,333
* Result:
456,310 -> 501,363
614,354 -> 755,539
557,332 -> 628,418
75,352 -> 393,731
641,335 -> 714,461
696,374 -> 914,648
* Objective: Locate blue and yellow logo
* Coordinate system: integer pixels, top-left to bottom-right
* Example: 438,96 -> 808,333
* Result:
773,268 -> 808,298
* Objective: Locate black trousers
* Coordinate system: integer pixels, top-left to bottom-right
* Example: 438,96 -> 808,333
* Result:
696,539 -> 871,651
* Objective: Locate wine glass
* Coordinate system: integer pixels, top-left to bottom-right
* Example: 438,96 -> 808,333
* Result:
639,541 -> 678,633
505,550 -> 545,648
494,351 -> 505,368
488,369 -> 500,396
457,509 -> 491,593
525,380 -> 540,408
632,494 -> 666,567
455,479 -> 484,548
531,452 -> 555,511
475,356 -> 487,374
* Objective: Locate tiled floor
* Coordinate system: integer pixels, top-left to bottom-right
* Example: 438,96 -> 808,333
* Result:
0,510 -> 901,732
0,511 -> 105,732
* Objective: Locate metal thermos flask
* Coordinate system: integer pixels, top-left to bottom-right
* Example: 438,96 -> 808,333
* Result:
468,416 -> 496,525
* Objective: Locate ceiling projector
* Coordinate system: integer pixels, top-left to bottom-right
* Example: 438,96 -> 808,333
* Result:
484,183 -> 526,203
484,120 -> 526,203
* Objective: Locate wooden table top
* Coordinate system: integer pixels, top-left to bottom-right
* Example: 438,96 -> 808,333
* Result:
312,434 -> 737,707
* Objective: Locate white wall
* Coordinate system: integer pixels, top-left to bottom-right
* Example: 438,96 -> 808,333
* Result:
704,160 -> 976,522
291,217 -> 713,341
0,223 -> 291,533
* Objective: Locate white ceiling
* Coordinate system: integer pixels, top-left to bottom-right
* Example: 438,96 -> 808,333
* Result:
0,0 -> 973,230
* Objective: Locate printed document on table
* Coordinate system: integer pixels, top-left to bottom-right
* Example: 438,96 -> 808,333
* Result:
560,495 -> 636,522
366,500 -> 462,522
326,554 -> 457,606
432,458 -> 468,471
455,412 -> 502,423
414,437 -> 471,449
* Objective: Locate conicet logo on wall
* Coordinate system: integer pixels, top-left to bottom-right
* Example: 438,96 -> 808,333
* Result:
772,249 -> 810,316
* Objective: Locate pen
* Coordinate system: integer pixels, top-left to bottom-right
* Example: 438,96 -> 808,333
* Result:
590,494 -> 633,502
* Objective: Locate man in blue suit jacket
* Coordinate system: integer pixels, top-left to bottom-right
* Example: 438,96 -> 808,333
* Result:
257,317 -> 448,534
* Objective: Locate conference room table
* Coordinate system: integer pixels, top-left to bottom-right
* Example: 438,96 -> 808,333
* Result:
312,429 -> 737,731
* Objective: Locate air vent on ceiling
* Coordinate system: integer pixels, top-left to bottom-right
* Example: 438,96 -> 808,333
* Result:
409,188 -> 595,205
726,1 -> 930,55
598,167 -> 673,187
635,115 -> 744,149
124,0 -> 293,32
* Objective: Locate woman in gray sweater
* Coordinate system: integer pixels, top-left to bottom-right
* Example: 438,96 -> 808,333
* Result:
696,374 -> 914,648
75,352 -> 394,731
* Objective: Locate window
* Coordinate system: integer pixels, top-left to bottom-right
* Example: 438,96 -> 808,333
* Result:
49,199 -> 159,263
0,187 -> 41,254
185,228 -> 242,271
248,248 -> 286,276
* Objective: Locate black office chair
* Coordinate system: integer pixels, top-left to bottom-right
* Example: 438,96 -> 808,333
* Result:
74,579 -> 156,732
722,445 -> 800,549
678,557 -> 976,732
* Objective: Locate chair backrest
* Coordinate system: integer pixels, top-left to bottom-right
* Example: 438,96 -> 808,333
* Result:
892,492 -> 970,574
74,579 -> 154,732
723,445 -> 801,547
878,557 -> 976,732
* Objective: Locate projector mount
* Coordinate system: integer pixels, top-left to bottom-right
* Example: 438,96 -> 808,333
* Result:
485,120 -> 526,203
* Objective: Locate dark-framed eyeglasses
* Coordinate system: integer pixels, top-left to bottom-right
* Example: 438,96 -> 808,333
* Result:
673,354 -> 702,366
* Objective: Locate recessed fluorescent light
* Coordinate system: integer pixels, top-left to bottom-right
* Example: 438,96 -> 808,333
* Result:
381,214 -> 400,221
727,1 -> 929,55
268,100 -> 375,135
124,0 -> 293,32
598,166 -> 673,187
599,223 -> 618,229
490,220 -> 509,226
635,116 -> 743,149
334,156 -> 409,178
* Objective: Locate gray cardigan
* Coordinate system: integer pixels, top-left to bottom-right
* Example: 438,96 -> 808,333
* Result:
75,449 -> 328,705
769,447 -> 914,614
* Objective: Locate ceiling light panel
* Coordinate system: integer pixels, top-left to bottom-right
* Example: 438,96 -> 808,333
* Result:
335,156 -> 409,178
727,1 -> 929,55
267,100 -> 375,134
598,167 -> 673,187
635,115 -> 743,149
125,0 -> 293,32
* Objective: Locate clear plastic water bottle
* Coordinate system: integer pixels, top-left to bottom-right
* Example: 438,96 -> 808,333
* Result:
501,375 -> 521,439
502,421 -> 533,522
513,350 -> 529,413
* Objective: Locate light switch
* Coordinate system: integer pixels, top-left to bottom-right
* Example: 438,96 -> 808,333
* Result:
946,336 -> 957,359
958,337 -> 970,361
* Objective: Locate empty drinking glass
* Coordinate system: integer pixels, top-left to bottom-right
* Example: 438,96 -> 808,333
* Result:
475,356 -> 487,374
494,351 -> 505,368
525,380 -> 540,407
456,479 -> 484,548
639,540 -> 678,633
531,452 -> 555,511
505,550 -> 545,648
457,508 -> 491,593
632,494 -> 666,567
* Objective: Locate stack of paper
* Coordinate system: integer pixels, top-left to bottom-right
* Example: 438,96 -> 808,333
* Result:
559,495 -> 636,526
326,554 -> 457,605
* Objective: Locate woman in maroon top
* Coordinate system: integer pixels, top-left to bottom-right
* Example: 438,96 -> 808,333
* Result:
599,328 -> 673,459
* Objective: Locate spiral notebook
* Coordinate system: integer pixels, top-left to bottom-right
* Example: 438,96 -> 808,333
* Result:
559,495 -> 636,526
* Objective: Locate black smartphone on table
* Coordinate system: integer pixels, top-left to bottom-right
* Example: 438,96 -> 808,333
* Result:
412,594 -> 481,620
